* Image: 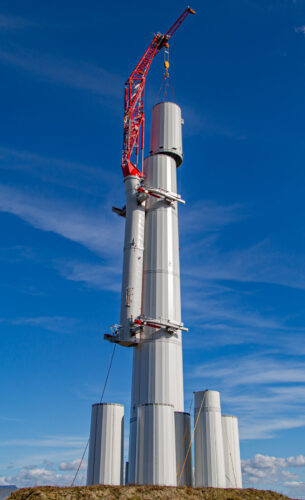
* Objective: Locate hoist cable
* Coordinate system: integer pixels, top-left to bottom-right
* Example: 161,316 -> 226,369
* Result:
71,343 -> 117,486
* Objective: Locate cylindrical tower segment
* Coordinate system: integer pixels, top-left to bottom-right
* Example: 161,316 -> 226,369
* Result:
150,102 -> 183,166
87,403 -> 124,486
175,411 -> 193,486
119,176 -> 145,345
222,415 -> 242,488
135,403 -> 176,486
194,390 -> 226,488
128,103 -> 185,484
142,153 -> 181,325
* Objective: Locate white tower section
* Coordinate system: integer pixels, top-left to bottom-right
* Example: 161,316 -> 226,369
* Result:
175,411 -> 193,486
87,403 -> 124,486
222,415 -> 243,488
119,176 -> 145,345
128,102 -> 186,484
136,403 -> 176,485
194,390 -> 226,488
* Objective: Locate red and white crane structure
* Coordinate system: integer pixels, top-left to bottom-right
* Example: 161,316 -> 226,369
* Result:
107,6 -> 195,348
122,6 -> 195,178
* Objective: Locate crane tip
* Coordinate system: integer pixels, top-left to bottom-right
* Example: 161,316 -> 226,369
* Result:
188,6 -> 196,14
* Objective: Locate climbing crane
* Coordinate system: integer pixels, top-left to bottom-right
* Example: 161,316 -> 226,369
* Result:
106,6 -> 195,347
122,6 -> 195,178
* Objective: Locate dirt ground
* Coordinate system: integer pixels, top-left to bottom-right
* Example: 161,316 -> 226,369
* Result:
8,485 -> 296,500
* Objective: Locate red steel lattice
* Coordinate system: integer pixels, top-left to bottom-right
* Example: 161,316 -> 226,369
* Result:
122,6 -> 195,178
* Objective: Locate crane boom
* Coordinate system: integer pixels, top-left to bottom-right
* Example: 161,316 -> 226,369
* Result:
122,6 -> 195,178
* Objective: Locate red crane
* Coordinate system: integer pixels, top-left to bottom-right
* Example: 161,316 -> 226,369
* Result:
122,6 -> 195,178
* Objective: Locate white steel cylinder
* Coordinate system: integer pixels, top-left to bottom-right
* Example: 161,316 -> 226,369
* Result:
128,153 -> 184,478
120,175 -> 145,345
194,390 -> 226,488
128,101 -> 185,485
150,102 -> 183,166
222,415 -> 242,488
136,403 -> 176,486
127,416 -> 137,484
175,411 -> 193,486
87,403 -> 124,486
142,154 -> 181,325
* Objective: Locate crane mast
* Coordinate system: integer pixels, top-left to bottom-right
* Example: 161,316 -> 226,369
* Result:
122,6 -> 195,178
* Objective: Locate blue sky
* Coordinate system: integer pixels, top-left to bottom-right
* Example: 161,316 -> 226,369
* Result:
0,0 -> 305,496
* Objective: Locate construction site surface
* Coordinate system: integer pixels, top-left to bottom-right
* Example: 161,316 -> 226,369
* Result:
8,485 -> 295,500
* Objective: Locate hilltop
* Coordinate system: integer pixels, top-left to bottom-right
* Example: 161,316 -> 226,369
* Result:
8,485 -> 296,500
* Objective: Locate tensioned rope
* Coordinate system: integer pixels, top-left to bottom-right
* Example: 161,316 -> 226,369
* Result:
176,399 -> 193,478
177,391 -> 206,486
71,343 -> 117,487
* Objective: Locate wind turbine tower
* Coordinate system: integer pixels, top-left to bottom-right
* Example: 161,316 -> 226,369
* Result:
86,7 -> 243,489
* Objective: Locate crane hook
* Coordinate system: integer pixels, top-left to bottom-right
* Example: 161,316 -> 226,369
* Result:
164,42 -> 170,79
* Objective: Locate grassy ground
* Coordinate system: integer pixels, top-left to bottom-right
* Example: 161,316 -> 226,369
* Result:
7,485 -> 296,500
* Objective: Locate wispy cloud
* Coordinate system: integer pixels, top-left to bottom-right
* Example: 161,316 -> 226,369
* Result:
295,25 -> 305,35
180,200 -> 245,235
0,184 -> 124,257
0,46 -> 123,98
181,105 -> 247,139
0,146 -> 119,195
57,260 -> 121,292
182,236 -> 305,290
0,416 -> 22,423
187,354 -> 305,439
180,201 -> 305,292
8,316 -> 79,335
0,435 -> 86,449
190,355 -> 305,388
0,13 -> 30,30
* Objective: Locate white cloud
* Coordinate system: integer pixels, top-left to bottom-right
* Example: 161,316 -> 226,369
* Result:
57,261 -> 121,292
284,480 -> 305,486
0,467 -> 85,487
0,184 -> 123,258
243,453 -> 305,471
0,453 -> 88,487
59,459 -> 86,471
242,453 -> 305,493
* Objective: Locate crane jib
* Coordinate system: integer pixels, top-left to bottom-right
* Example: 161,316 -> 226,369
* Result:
121,6 -> 195,178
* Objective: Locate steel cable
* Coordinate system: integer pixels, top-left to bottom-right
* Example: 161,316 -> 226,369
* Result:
177,391 -> 206,486
71,344 -> 117,486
